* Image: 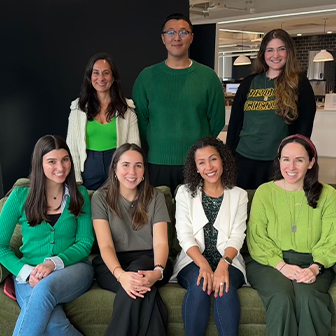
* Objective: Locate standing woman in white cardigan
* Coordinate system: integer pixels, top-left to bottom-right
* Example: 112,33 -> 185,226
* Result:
171,136 -> 248,336
66,53 -> 140,190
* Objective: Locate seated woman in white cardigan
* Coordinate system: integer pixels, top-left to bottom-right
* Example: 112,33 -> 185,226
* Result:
171,136 -> 248,336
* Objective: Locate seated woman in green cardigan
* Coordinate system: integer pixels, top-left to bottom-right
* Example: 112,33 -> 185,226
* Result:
247,134 -> 336,336
0,135 -> 94,336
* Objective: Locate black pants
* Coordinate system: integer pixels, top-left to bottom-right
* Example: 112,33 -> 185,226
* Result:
148,163 -> 183,197
235,152 -> 273,190
93,250 -> 173,336
82,148 -> 115,190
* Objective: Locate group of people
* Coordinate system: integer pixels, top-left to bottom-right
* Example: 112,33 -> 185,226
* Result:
0,10 -> 335,336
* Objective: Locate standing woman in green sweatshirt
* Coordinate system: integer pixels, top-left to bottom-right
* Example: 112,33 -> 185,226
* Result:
247,134 -> 336,336
226,29 -> 316,190
0,135 -> 94,336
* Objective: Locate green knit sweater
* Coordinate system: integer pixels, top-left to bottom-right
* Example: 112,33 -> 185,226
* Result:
0,186 -> 94,276
247,182 -> 336,268
132,60 -> 225,165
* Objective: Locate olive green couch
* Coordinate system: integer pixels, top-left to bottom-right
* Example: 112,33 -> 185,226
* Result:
0,179 -> 335,336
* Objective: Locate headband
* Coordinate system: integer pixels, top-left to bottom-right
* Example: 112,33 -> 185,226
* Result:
278,134 -> 317,159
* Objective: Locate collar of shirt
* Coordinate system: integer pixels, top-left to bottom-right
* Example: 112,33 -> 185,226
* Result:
60,184 -> 70,211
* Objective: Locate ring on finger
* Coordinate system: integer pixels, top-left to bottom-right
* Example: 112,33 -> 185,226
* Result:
220,282 -> 224,286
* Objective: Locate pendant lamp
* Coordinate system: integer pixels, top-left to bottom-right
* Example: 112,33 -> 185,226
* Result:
234,28 -> 251,66
313,19 -> 334,63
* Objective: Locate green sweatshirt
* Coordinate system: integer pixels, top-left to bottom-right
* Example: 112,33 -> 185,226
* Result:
0,186 -> 94,276
236,73 -> 290,160
247,182 -> 336,268
132,60 -> 225,165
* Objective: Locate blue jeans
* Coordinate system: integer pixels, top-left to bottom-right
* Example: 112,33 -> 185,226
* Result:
13,261 -> 94,336
177,262 -> 245,336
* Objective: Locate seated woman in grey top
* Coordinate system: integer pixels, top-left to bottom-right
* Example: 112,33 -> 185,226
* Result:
91,143 -> 173,336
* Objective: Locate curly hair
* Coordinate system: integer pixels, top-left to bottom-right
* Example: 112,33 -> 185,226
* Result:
272,135 -> 322,208
253,29 -> 300,124
183,137 -> 237,197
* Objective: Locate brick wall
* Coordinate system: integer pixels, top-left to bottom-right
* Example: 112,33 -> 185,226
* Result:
293,34 -> 336,92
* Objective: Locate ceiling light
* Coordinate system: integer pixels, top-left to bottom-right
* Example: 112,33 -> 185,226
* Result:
327,31 -> 333,34
219,28 -> 264,35
218,8 -> 336,25
234,55 -> 252,65
314,18 -> 334,63
297,33 -> 302,36
234,27 -> 251,66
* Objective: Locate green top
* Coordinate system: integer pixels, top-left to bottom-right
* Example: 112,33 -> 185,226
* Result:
247,182 -> 336,268
0,186 -> 94,276
86,118 -> 117,151
132,60 -> 225,165
202,191 -> 223,271
236,73 -> 290,160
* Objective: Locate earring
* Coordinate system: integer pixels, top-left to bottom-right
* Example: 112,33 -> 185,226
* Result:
142,176 -> 144,181
197,171 -> 199,173
114,174 -> 117,179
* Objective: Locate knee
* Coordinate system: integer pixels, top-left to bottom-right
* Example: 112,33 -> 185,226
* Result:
295,285 -> 317,306
266,289 -> 294,311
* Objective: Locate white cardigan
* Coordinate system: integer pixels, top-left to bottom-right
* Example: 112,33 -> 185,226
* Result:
170,184 -> 248,283
66,98 -> 140,183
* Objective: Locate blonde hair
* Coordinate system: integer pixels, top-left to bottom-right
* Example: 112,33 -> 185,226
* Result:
253,29 -> 300,124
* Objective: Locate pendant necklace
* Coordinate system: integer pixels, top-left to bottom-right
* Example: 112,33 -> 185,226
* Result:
52,186 -> 64,200
264,73 -> 269,101
283,181 -> 305,233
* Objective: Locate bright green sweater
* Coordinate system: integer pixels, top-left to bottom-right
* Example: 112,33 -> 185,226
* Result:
247,182 -> 336,268
132,60 -> 225,165
0,186 -> 94,276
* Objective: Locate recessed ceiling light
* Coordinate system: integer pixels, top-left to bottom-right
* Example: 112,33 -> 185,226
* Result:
327,31 -> 333,34
297,33 -> 302,36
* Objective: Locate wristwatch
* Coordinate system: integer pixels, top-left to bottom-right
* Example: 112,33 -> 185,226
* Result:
311,262 -> 324,275
153,265 -> 164,281
221,256 -> 233,266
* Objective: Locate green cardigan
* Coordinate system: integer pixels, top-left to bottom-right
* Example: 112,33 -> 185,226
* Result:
247,182 -> 336,268
0,186 -> 94,276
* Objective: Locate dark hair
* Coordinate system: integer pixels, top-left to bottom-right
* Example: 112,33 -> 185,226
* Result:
184,137 -> 237,197
24,135 -> 84,226
273,135 -> 322,208
78,53 -> 128,122
161,13 -> 193,32
102,143 -> 154,230
253,29 -> 300,124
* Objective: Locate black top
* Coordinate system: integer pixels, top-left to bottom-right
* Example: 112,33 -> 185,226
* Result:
47,213 -> 61,227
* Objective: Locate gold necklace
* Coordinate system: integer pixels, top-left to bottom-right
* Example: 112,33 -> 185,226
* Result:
283,182 -> 305,233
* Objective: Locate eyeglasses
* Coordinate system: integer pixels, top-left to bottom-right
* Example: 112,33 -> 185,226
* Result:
162,30 -> 191,39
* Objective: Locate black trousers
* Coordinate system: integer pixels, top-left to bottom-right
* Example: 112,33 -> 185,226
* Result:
148,163 -> 183,197
93,250 -> 173,336
235,152 -> 273,190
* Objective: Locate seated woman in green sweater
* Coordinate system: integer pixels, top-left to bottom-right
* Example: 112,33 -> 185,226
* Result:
247,134 -> 336,336
0,135 -> 94,336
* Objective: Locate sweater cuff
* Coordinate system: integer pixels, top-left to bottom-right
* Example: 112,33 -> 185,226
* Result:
268,255 -> 283,268
16,265 -> 34,283
45,256 -> 64,270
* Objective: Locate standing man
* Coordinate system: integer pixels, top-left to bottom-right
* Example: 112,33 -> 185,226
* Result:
133,13 -> 225,195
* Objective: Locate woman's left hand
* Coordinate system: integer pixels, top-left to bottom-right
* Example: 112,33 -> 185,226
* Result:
296,267 -> 316,284
137,270 -> 161,289
213,261 -> 230,298
30,261 -> 55,280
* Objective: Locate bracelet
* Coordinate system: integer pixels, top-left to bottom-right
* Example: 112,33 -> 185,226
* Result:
154,264 -> 165,269
153,266 -> 164,281
112,265 -> 121,276
117,271 -> 126,282
279,263 -> 287,272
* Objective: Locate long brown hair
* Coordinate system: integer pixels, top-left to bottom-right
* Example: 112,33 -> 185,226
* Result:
24,135 -> 84,226
253,29 -> 300,124
273,135 -> 322,208
102,143 -> 154,230
78,52 -> 128,122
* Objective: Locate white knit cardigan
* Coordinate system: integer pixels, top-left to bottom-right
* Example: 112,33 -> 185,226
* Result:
66,98 -> 140,183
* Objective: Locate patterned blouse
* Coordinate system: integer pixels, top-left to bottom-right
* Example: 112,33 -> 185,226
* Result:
202,191 -> 223,271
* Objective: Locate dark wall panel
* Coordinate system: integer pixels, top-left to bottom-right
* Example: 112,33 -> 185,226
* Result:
0,1 -> 189,192
190,24 -> 216,69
